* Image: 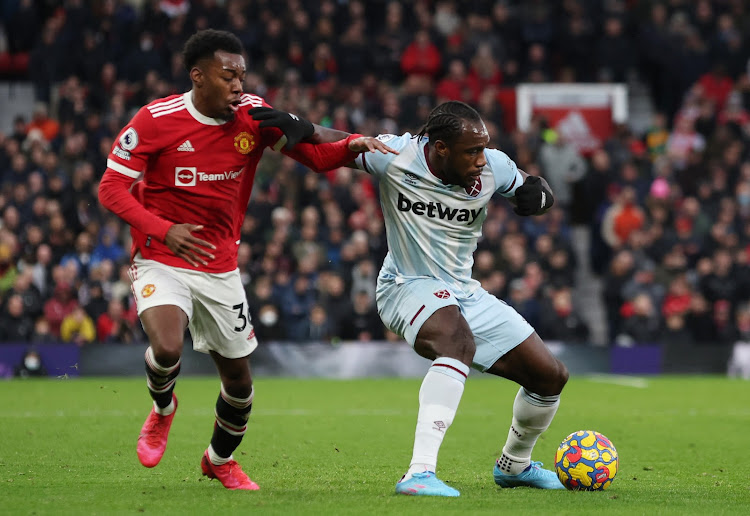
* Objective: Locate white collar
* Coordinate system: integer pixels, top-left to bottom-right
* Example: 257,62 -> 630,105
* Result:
184,91 -> 227,126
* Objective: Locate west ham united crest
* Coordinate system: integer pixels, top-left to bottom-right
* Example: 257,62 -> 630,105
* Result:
465,176 -> 482,197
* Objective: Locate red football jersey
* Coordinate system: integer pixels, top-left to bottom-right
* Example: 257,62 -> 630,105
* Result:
105,92 -> 276,272
103,91 -> 361,273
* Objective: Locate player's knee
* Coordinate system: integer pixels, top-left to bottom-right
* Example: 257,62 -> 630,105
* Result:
150,341 -> 182,367
222,377 -> 252,399
146,326 -> 184,363
551,359 -> 569,393
537,359 -> 569,396
219,367 -> 252,399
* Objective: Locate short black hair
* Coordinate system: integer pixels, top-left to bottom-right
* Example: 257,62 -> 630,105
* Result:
416,101 -> 483,145
183,29 -> 244,70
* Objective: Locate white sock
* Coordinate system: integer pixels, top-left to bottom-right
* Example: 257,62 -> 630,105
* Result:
498,387 -> 560,475
154,398 -> 175,416
207,444 -> 232,466
401,357 -> 469,482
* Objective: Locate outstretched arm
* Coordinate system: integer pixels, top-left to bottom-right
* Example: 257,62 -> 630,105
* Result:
249,107 -> 397,171
250,107 -> 352,147
307,125 -> 351,145
508,169 -> 555,216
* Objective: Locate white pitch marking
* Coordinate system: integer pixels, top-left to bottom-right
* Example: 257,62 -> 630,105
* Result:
586,374 -> 649,388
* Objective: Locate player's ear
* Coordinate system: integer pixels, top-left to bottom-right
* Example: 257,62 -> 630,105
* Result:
190,67 -> 204,87
435,140 -> 449,157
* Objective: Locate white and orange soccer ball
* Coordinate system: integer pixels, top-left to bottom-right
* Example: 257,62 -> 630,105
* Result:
554,430 -> 619,491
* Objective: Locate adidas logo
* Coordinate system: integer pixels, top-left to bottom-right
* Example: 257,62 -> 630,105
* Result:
177,140 -> 195,152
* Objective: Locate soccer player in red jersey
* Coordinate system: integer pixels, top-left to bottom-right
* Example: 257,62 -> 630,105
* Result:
98,29 -> 395,490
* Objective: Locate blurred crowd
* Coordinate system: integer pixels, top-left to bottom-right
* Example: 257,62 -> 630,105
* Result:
0,0 -> 749,349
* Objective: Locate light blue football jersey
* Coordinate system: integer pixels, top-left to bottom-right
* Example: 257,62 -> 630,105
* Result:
354,133 -> 523,298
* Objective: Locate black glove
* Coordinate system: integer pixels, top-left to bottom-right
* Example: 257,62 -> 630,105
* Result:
248,107 -> 314,150
513,176 -> 554,216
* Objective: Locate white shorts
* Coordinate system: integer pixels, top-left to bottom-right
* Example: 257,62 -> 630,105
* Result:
129,254 -> 258,359
376,277 -> 534,371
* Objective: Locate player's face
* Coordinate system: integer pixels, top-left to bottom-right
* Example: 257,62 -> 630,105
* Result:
439,122 -> 489,188
192,50 -> 246,120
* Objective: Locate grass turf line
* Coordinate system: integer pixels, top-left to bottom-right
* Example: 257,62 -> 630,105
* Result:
1,376 -> 749,515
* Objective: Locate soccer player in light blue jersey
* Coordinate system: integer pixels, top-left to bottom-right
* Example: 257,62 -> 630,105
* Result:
252,101 -> 568,497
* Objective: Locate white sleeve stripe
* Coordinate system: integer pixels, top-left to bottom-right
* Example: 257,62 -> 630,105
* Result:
272,135 -> 287,152
239,97 -> 263,107
241,93 -> 264,103
151,105 -> 187,118
147,98 -> 184,113
106,159 -> 141,178
149,101 -> 185,114
147,96 -> 184,111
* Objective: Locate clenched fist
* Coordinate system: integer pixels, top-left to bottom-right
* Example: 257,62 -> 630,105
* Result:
513,176 -> 554,216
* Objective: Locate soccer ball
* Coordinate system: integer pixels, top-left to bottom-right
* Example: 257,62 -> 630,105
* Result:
554,430 -> 618,491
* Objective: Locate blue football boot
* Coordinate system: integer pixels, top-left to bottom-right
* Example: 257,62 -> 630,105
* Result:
395,472 -> 460,497
493,461 -> 565,489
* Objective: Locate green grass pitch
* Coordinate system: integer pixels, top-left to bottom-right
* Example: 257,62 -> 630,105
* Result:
1,375 -> 749,515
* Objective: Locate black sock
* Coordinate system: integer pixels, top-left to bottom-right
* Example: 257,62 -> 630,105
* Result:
210,386 -> 253,458
144,347 -> 180,409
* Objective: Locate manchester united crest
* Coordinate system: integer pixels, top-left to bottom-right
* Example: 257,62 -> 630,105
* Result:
141,284 -> 156,298
234,132 -> 255,154
465,176 -> 482,197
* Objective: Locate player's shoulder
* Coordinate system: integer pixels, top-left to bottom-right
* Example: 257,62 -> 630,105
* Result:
375,132 -> 418,151
234,93 -> 269,125
143,93 -> 188,119
238,93 -> 266,108
484,147 -> 512,161
484,147 -> 516,171
357,133 -> 416,175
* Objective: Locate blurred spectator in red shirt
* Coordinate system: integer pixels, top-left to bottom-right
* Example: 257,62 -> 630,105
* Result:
467,43 -> 503,99
539,286 -> 590,343
697,63 -> 734,112
435,59 -> 476,104
662,274 -> 693,318
96,298 -> 136,343
42,281 -> 79,337
717,91 -> 749,130
601,187 -> 646,249
400,29 -> 442,86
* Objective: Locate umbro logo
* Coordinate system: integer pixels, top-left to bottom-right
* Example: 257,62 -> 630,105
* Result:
404,172 -> 419,186
177,140 -> 195,152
